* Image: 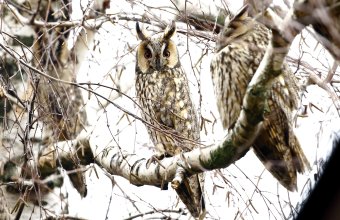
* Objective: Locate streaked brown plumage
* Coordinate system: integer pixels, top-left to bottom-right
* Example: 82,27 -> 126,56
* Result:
32,1 -> 88,197
210,5 -> 310,191
34,39 -> 87,197
135,22 -> 205,218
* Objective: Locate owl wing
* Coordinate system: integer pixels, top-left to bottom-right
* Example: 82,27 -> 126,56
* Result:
38,75 -> 87,197
38,81 -> 84,139
211,35 -> 310,191
31,6 -> 88,198
38,79 -> 88,197
253,68 -> 310,191
155,69 -> 200,153
166,102 -> 206,218
58,84 -> 88,198
271,66 -> 310,172
253,97 -> 297,190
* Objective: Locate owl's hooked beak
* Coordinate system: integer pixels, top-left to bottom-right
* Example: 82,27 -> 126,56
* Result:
215,35 -> 229,53
155,56 -> 162,71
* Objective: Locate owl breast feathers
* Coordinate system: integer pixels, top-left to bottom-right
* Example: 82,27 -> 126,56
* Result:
135,22 -> 205,218
210,5 -> 310,191
135,21 -> 200,155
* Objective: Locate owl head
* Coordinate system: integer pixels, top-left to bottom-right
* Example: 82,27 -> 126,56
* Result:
135,21 -> 179,74
215,4 -> 254,52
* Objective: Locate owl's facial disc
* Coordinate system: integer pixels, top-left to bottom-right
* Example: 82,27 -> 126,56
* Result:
153,43 -> 170,71
137,36 -> 178,74
147,42 -> 172,72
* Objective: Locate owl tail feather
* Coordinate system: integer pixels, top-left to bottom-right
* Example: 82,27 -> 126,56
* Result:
62,161 -> 87,198
67,168 -> 87,198
253,124 -> 311,192
174,174 -> 205,219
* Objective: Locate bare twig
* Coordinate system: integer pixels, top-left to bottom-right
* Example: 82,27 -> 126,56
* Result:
123,208 -> 186,220
6,3 -> 213,41
306,69 -> 340,116
324,61 -> 338,83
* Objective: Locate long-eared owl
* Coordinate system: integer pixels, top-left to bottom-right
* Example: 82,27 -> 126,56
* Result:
32,0 -> 88,197
210,5 -> 310,191
135,21 -> 205,218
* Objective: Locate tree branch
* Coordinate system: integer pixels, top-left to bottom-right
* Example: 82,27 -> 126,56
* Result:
6,3 -> 213,41
306,68 -> 340,116
293,0 -> 340,61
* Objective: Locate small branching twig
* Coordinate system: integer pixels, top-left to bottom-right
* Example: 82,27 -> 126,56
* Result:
306,68 -> 340,116
123,208 -> 187,220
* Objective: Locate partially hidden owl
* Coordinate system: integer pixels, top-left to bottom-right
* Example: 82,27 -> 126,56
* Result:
210,5 -> 310,191
135,22 -> 205,218
33,21 -> 88,197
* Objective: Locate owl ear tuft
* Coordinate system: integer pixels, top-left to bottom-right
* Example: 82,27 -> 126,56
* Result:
163,21 -> 176,40
233,4 -> 249,21
136,22 -> 149,41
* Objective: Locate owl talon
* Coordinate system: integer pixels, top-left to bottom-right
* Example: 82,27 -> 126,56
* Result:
146,153 -> 167,168
171,166 -> 185,189
171,180 -> 180,189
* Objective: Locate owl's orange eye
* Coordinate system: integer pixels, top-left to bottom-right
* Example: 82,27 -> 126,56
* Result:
163,49 -> 170,57
144,49 -> 152,59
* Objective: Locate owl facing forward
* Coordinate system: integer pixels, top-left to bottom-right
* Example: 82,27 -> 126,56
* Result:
210,5 -> 310,191
135,22 -> 205,218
